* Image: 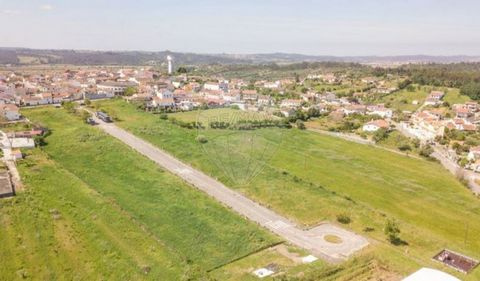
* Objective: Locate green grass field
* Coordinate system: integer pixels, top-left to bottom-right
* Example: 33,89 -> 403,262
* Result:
376,86 -> 470,112
94,99 -> 480,279
443,88 -> 471,105
377,86 -> 429,112
13,107 -> 281,279
0,150 -> 184,280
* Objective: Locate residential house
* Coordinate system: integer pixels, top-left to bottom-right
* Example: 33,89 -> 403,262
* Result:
468,146 -> 480,161
203,82 -> 221,91
151,96 -> 175,108
363,119 -> 389,132
223,90 -> 241,103
0,104 -> 20,121
257,95 -> 273,106
424,91 -> 444,105
97,81 -> 137,96
343,104 -> 367,115
445,118 -> 477,131
280,108 -> 296,117
242,90 -> 258,102
455,107 -> 471,119
263,81 -> 280,89
367,104 -> 393,118
404,110 -> 445,141
280,99 -> 302,108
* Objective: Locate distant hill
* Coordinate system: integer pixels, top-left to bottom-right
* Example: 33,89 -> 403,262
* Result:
1,47 -> 479,66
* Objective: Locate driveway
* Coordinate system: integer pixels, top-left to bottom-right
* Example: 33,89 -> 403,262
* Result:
93,117 -> 369,263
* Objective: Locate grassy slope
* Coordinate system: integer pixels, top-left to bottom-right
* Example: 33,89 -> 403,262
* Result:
0,150 -> 183,280
377,87 -> 429,112
377,86 -> 470,112
21,107 -> 279,272
443,88 -> 471,105
96,99 -> 480,279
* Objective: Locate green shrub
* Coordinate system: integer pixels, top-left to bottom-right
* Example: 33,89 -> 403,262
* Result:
196,135 -> 208,144
336,213 -> 351,224
384,219 -> 401,245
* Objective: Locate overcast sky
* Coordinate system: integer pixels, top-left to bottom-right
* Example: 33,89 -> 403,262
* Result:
0,0 -> 479,56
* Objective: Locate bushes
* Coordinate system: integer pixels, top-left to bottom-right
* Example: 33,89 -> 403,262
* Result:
169,117 -> 203,129
419,145 -> 434,158
384,219 -> 402,245
208,119 -> 291,130
397,143 -> 412,151
336,213 -> 351,224
296,120 -> 306,130
372,128 -> 388,143
195,135 -> 208,144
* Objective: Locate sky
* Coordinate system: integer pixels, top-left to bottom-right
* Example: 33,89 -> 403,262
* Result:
0,0 -> 479,56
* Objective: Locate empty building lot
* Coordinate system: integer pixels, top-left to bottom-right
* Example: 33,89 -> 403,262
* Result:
94,116 -> 369,262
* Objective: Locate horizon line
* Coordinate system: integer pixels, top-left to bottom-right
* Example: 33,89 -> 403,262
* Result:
1,46 -> 480,58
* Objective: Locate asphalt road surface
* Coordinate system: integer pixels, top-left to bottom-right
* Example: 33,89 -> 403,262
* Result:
94,117 -> 369,262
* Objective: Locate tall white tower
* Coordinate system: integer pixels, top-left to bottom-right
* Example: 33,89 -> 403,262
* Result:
167,55 -> 173,75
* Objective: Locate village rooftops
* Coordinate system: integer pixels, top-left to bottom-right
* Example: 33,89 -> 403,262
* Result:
428,91 -> 445,99
7,130 -> 43,138
97,81 -> 137,87
366,119 -> 389,129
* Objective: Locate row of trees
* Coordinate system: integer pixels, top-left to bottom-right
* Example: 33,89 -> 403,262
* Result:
209,119 -> 292,130
373,63 -> 480,100
167,116 -> 292,130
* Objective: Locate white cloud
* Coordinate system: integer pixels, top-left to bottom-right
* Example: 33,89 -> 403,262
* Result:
40,4 -> 54,11
2,10 -> 20,15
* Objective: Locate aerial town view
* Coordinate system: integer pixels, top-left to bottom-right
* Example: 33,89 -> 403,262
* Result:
1,1 -> 480,280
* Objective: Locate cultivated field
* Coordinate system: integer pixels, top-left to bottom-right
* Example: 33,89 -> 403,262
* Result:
15,107 -> 281,279
95,99 -> 480,280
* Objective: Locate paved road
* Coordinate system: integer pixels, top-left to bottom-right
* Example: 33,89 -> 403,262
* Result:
93,117 -> 369,263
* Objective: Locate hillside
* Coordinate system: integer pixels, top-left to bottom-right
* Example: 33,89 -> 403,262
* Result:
1,47 -> 480,66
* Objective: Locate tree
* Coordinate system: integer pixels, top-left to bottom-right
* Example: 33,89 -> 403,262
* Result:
398,143 -> 412,151
78,110 -> 91,123
384,219 -> 401,244
33,135 -> 47,146
296,120 -> 306,130
294,72 -> 300,83
307,107 -> 320,118
419,144 -> 434,158
177,67 -> 188,74
460,82 -> 480,100
124,86 -> 137,96
336,213 -> 351,224
372,128 -> 388,143
62,101 -> 76,113
398,79 -> 412,90
84,98 -> 91,106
